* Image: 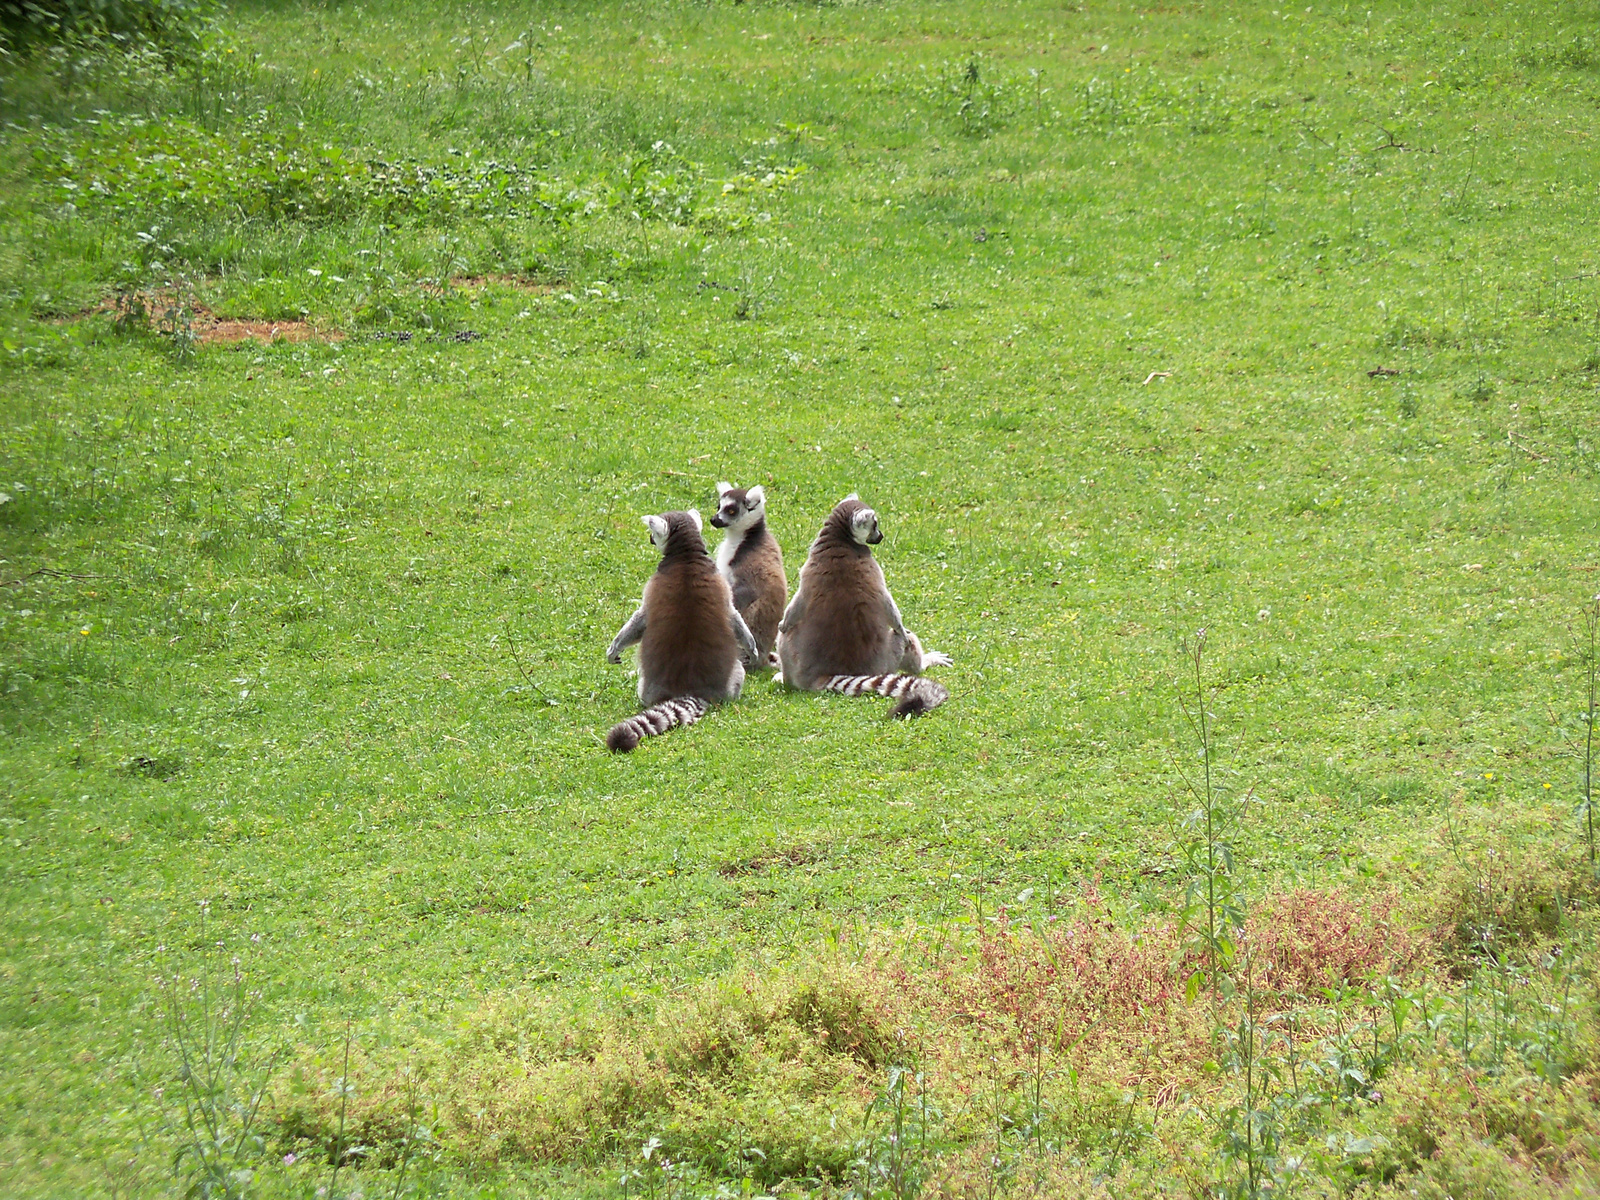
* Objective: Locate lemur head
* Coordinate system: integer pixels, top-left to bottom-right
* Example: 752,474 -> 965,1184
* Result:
836,493 -> 883,546
710,481 -> 766,531
642,509 -> 706,556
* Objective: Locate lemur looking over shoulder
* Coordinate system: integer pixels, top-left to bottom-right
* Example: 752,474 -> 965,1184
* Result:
710,482 -> 786,665
605,509 -> 760,752
776,494 -> 952,717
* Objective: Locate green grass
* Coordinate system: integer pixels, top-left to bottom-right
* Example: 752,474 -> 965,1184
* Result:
2,0 -> 1599,1195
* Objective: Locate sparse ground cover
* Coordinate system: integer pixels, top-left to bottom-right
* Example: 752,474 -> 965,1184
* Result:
2,1 -> 1599,1196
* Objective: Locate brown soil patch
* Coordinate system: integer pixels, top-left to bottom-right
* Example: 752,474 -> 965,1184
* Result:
192,311 -> 342,346
718,844 -> 826,877
59,291 -> 343,346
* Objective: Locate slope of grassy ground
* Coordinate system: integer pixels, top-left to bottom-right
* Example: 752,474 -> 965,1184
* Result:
1,1 -> 1598,1196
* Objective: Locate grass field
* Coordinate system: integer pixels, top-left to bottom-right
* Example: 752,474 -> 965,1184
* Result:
3,1 -> 1600,1196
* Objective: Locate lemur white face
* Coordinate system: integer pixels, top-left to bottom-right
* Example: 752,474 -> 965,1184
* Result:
643,514 -> 671,549
849,506 -> 883,546
711,483 -> 765,531
643,510 -> 701,550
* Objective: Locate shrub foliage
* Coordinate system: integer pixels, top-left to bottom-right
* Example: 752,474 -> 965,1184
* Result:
1,0 -> 211,54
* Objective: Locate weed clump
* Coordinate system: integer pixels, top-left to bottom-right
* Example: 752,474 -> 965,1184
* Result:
1357,1055 -> 1600,1196
271,962 -> 898,1182
1246,888 -> 1425,996
1420,806 -> 1600,968
1,0 -> 213,57
265,884 -> 1458,1190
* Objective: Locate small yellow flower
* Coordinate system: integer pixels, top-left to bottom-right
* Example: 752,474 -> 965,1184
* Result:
80,626 -> 91,636
1484,772 -> 1493,780
1544,783 -> 1552,789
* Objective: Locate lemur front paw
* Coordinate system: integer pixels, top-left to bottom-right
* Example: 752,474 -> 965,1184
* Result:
923,650 -> 953,669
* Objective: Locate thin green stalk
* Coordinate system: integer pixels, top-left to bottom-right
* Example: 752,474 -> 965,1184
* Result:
329,1021 -> 354,1196
1187,632 -> 1218,976
1582,599 -> 1598,865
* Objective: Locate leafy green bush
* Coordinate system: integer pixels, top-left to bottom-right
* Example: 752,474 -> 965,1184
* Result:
23,115 -> 807,237
1,0 -> 212,55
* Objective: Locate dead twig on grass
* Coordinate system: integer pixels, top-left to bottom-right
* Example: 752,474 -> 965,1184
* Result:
3,567 -> 104,588
1506,429 -> 1551,463
1294,119 -> 1333,148
1359,118 -> 1411,151
502,621 -> 556,705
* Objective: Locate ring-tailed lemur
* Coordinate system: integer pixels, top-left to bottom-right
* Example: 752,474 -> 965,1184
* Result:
710,481 -> 787,665
776,494 -> 952,717
605,509 -> 760,752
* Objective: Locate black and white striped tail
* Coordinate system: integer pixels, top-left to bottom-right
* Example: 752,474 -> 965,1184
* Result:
607,696 -> 708,753
824,673 -> 949,718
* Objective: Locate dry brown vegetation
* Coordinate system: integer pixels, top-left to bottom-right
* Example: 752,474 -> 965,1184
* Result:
266,824 -> 1600,1196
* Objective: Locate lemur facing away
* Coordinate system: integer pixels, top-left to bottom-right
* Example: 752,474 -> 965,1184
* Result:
776,494 -> 952,717
605,509 -> 760,752
710,481 -> 787,665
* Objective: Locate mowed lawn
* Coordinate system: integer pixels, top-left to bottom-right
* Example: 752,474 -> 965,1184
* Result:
1,0 -> 1598,1194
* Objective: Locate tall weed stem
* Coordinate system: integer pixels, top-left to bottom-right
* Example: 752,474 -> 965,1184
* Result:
1580,597 -> 1598,868
1177,628 -> 1247,999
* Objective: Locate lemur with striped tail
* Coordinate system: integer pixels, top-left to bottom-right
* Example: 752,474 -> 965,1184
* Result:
605,509 -> 760,752
776,494 -> 952,717
710,481 -> 787,666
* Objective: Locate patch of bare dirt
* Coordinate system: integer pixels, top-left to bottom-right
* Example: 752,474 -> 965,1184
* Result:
60,291 -> 343,346
718,844 -> 827,876
193,312 -> 342,345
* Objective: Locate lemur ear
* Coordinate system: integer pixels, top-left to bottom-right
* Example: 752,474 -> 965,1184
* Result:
643,515 -> 670,545
716,481 -> 734,497
745,485 -> 765,508
686,508 -> 703,532
843,492 -> 860,503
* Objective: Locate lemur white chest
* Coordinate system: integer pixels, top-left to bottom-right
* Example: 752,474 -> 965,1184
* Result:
715,528 -> 748,577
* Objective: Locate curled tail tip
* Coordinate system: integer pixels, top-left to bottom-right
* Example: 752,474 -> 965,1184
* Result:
892,680 -> 949,718
605,696 -> 707,753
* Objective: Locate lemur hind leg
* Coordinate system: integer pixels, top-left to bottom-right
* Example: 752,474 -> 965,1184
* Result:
899,630 -> 952,674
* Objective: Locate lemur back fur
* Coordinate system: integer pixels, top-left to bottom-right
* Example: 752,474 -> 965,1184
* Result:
604,510 -> 759,751
776,495 -> 951,717
711,482 -> 787,663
